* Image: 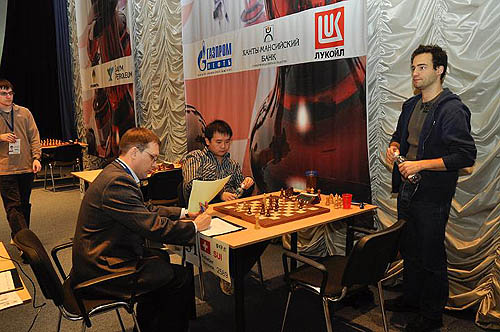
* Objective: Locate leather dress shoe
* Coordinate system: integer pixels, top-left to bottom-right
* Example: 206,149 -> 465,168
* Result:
219,279 -> 234,296
405,314 -> 443,332
385,295 -> 419,313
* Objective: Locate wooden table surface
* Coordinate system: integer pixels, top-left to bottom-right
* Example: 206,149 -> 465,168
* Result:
0,242 -> 31,305
208,193 -> 377,249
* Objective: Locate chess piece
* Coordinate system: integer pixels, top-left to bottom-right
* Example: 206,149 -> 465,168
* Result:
254,213 -> 261,229
265,208 -> 271,217
359,202 -> 365,209
247,204 -> 252,215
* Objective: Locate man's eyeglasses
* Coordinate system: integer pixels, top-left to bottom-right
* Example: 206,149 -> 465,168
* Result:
143,150 -> 158,163
0,91 -> 15,97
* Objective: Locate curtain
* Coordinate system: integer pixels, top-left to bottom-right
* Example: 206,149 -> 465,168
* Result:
53,0 -> 77,141
0,0 -> 7,64
367,0 -> 500,328
130,0 -> 187,162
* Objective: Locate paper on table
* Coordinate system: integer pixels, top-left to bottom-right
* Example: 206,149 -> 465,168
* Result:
0,292 -> 22,310
188,175 -> 231,212
200,217 -> 244,237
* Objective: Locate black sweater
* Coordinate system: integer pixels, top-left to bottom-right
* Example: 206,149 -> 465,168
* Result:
390,88 -> 477,203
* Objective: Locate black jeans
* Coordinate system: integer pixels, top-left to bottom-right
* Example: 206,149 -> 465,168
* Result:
397,188 -> 450,321
0,173 -> 35,238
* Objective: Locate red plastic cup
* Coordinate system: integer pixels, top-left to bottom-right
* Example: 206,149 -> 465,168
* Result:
342,193 -> 352,209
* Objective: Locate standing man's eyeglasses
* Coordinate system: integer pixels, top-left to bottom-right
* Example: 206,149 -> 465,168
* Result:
0,91 -> 15,97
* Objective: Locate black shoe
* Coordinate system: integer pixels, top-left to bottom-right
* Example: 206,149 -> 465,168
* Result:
405,315 -> 443,332
20,251 -> 29,265
384,295 -> 419,313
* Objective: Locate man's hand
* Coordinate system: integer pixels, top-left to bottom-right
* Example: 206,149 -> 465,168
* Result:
386,145 -> 400,165
398,158 -> 446,178
186,211 -> 200,219
193,212 -> 211,232
32,159 -> 42,173
221,191 -> 237,201
241,177 -> 254,190
0,133 -> 17,143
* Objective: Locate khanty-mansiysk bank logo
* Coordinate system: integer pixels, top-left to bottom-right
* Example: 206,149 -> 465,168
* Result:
314,6 -> 345,60
197,40 -> 232,73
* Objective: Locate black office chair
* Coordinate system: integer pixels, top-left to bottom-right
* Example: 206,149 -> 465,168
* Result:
281,219 -> 406,332
13,229 -> 141,332
44,144 -> 83,192
147,169 -> 183,206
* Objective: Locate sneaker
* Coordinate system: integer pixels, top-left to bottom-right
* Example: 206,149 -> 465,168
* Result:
385,295 -> 419,313
219,279 -> 234,296
404,314 -> 443,332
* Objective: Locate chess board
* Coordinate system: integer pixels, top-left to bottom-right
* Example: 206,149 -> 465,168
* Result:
213,196 -> 331,228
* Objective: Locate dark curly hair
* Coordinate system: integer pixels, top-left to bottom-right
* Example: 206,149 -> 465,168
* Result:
411,44 -> 447,82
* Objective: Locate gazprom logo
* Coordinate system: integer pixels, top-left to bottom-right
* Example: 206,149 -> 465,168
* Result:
315,7 -> 344,49
197,40 -> 232,72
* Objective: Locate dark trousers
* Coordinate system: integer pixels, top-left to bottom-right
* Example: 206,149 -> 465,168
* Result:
136,263 -> 193,332
397,184 -> 450,321
0,173 -> 35,238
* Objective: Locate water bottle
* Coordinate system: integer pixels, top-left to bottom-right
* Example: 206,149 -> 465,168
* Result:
395,155 -> 422,184
235,184 -> 245,198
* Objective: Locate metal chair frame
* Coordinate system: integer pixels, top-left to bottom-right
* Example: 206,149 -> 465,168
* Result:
14,229 -> 141,332
281,219 -> 406,332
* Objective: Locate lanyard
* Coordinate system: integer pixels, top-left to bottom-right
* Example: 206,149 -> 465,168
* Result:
116,158 -> 134,177
2,109 -> 14,132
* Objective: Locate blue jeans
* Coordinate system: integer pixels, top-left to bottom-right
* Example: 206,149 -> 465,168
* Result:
397,185 -> 450,321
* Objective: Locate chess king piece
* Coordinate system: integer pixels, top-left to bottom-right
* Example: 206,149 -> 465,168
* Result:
394,154 -> 422,184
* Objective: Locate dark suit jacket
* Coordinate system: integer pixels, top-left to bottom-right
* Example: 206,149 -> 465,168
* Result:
72,161 -> 196,298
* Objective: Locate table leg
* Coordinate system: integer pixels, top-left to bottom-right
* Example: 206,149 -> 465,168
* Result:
290,232 -> 298,270
231,248 -> 246,332
185,262 -> 197,319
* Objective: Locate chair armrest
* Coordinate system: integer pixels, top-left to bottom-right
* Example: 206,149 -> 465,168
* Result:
282,251 -> 329,295
282,251 -> 327,272
73,269 -> 138,292
51,240 -> 73,280
348,225 -> 377,234
72,269 -> 139,328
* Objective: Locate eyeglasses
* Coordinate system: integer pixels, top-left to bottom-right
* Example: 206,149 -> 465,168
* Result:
143,150 -> 158,163
0,91 -> 15,97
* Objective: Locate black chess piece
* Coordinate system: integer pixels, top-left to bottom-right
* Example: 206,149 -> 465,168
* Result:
359,202 -> 365,209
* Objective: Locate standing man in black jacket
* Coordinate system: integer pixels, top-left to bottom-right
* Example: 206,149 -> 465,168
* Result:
385,45 -> 476,332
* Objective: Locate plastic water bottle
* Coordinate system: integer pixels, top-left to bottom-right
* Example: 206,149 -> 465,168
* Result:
395,155 -> 422,184
235,184 -> 245,198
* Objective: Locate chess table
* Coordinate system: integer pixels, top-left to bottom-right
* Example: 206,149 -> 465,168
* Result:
213,195 -> 331,227
207,192 -> 377,332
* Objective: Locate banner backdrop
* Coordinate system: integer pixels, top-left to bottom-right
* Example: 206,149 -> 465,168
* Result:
182,0 -> 370,203
75,0 -> 136,158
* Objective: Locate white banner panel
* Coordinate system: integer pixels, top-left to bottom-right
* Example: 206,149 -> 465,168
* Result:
183,1 -> 366,80
81,56 -> 134,90
199,234 -> 231,282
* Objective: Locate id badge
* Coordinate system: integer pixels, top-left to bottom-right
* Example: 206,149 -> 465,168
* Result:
8,139 -> 21,155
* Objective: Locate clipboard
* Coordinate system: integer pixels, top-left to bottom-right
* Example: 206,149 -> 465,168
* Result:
0,268 -> 23,295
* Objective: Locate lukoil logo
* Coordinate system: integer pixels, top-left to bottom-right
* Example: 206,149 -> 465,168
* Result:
315,6 -> 344,49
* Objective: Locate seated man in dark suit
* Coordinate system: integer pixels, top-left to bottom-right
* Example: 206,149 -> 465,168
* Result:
72,127 -> 211,332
